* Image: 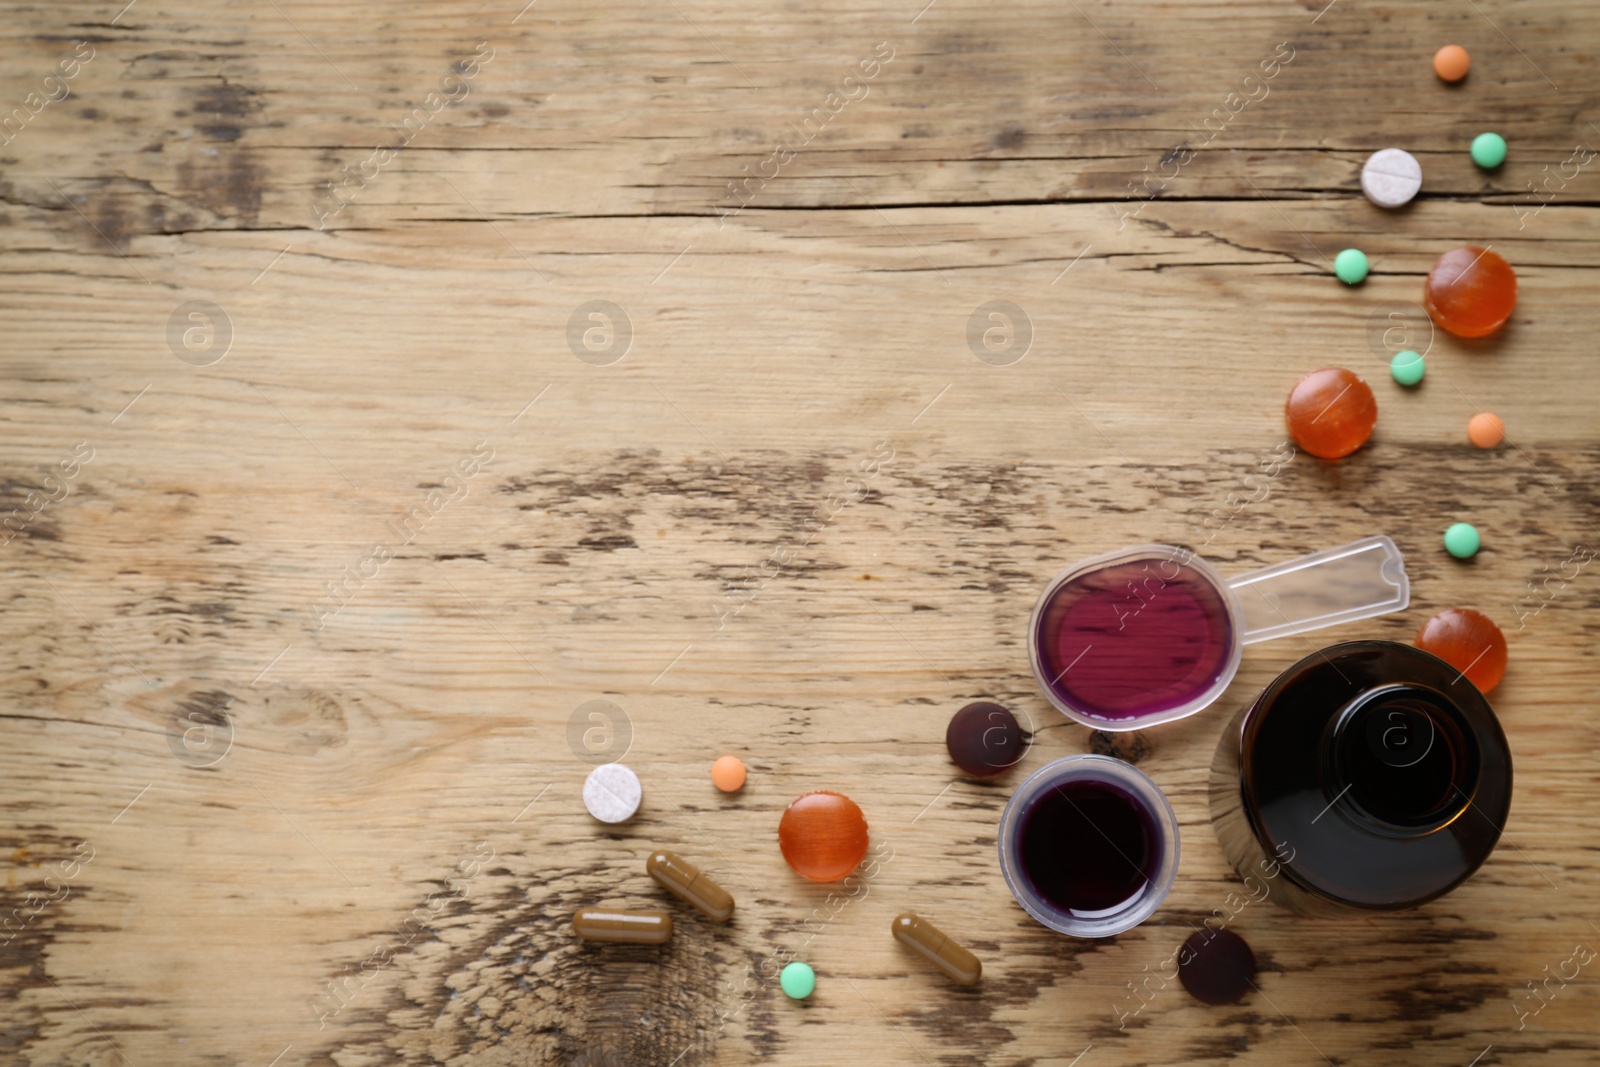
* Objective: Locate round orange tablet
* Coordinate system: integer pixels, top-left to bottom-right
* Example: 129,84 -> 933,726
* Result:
711,755 -> 746,792
1285,367 -> 1378,460
1416,608 -> 1506,693
778,791 -> 868,882
1424,246 -> 1517,338
1433,44 -> 1470,83
1468,412 -> 1504,448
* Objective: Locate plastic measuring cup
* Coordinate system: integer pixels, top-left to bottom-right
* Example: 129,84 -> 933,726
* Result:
998,754 -> 1181,937
1027,535 -> 1409,731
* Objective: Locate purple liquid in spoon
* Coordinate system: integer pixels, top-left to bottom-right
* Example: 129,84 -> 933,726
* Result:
1035,557 -> 1234,724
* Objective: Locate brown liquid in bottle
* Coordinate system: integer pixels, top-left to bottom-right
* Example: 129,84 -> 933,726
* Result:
1210,640 -> 1512,914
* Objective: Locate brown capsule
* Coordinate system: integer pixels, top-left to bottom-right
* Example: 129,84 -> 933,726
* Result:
891,912 -> 981,985
646,850 -> 735,922
572,908 -> 674,944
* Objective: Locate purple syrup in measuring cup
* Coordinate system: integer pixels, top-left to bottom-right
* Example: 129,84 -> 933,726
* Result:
998,754 -> 1181,936
1016,777 -> 1157,916
1033,557 -> 1234,725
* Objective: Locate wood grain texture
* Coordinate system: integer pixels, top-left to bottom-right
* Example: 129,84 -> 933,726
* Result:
2,0 -> 1598,1064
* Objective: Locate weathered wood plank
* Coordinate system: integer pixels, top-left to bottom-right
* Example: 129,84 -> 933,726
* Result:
3,1 -> 1598,1065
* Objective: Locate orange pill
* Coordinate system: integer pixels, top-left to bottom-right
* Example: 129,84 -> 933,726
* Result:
1425,246 -> 1517,338
1433,45 -> 1470,83
1285,367 -> 1378,460
1416,608 -> 1507,693
778,791 -> 869,883
1468,412 -> 1504,448
711,755 -> 746,792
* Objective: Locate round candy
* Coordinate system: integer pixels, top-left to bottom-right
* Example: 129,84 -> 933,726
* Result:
1433,44 -> 1470,82
1424,246 -> 1517,338
1285,367 -> 1378,460
1361,148 -> 1423,208
780,961 -> 816,1000
1390,350 -> 1425,386
1468,412 -> 1504,448
711,755 -> 747,792
1416,608 -> 1507,692
1334,248 -> 1369,285
778,791 -> 869,882
946,701 -> 1024,777
1178,928 -> 1257,1005
1471,132 -> 1507,169
1443,522 -> 1481,559
583,763 -> 642,824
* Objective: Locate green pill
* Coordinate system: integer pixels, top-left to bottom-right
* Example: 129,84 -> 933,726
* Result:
1444,522 -> 1481,559
781,961 -> 816,1000
1334,248 -> 1369,285
1390,350 -> 1425,386
1471,132 -> 1507,169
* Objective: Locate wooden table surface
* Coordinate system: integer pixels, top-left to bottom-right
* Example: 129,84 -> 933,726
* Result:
3,0 -> 1598,1063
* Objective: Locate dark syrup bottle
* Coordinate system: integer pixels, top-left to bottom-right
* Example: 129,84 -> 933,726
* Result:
1210,640 -> 1512,915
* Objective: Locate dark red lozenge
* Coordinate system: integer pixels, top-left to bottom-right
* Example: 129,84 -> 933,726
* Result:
1035,557 -> 1234,724
1178,928 -> 1257,1005
946,701 -> 1025,777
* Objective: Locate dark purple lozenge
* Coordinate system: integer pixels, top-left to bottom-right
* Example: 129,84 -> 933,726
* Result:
1035,557 -> 1233,724
946,701 -> 1025,777
1177,928 -> 1256,1005
1017,778 -> 1155,916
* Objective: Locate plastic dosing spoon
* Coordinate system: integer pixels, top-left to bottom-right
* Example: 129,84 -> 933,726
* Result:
1027,535 -> 1410,731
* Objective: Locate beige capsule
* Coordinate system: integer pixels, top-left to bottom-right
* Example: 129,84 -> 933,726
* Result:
572,907 -> 674,944
647,850 -> 735,922
892,912 -> 982,985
